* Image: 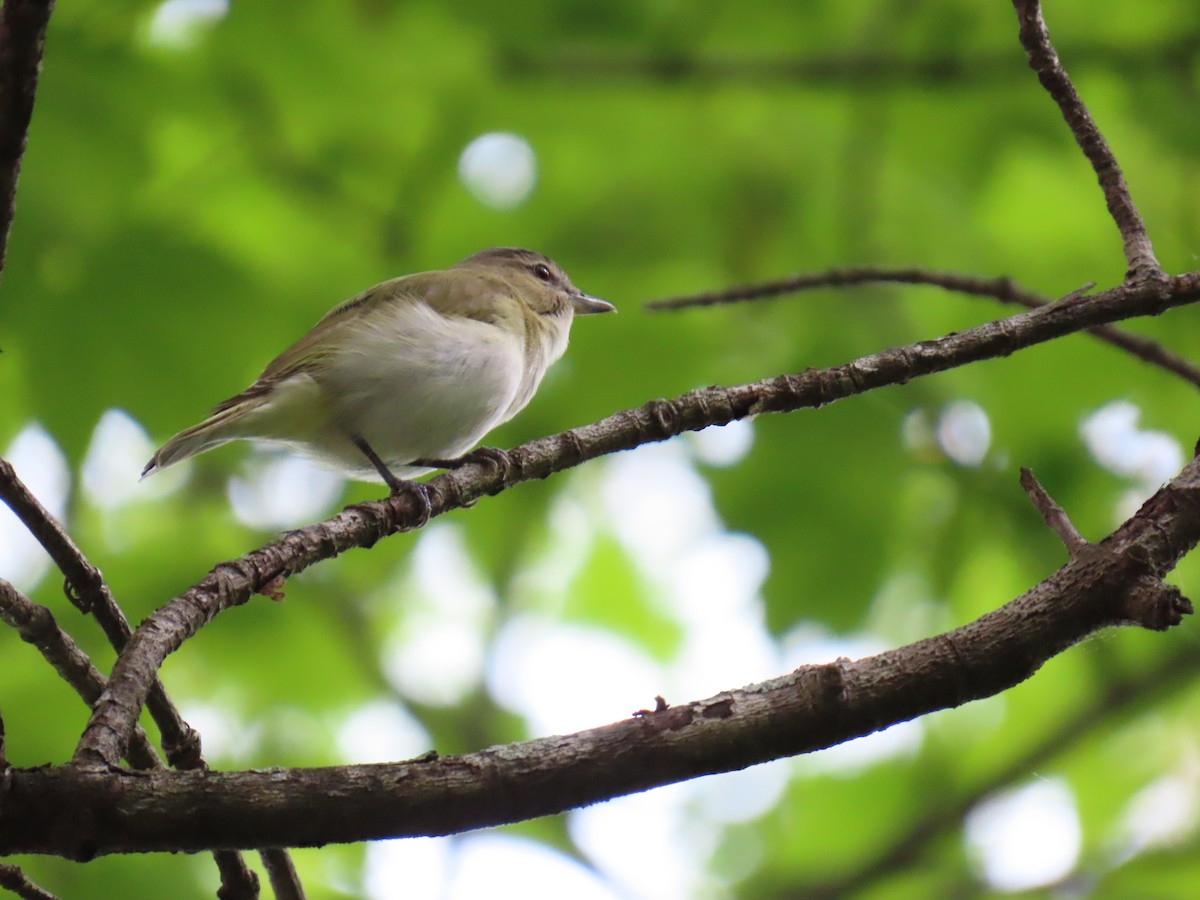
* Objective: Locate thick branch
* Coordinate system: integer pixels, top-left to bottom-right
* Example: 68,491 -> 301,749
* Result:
73,272 -> 1200,769
0,0 -> 52,277
1011,0 -> 1161,279
800,635 -> 1200,898
647,266 -> 1200,389
10,449 -> 1200,854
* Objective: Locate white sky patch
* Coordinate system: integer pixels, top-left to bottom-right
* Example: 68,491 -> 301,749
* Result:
382,524 -> 494,707
1081,401 -> 1183,521
83,408 -> 185,508
1112,770 -> 1200,863
936,400 -> 991,467
335,700 -> 432,765
0,424 -> 70,591
1082,401 -> 1182,484
177,702 -> 260,766
509,492 -> 597,609
964,778 -> 1082,892
458,132 -> 537,209
227,450 -> 344,530
570,783 -> 717,900
601,442 -> 721,568
365,834 -> 623,900
488,615 -> 664,735
686,419 -> 755,468
144,0 -> 229,49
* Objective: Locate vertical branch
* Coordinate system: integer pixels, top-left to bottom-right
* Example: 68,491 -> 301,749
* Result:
0,0 -> 53,277
1011,0 -> 1162,280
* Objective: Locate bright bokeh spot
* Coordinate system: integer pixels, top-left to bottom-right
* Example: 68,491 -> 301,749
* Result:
937,400 -> 991,467
336,700 -> 432,764
1082,401 -> 1182,485
571,783 -> 716,900
227,450 -> 344,529
144,0 -> 229,49
458,132 -> 538,209
1114,771 -> 1200,861
687,419 -> 755,467
489,615 -> 663,734
83,408 -> 185,508
382,525 -> 494,706
965,778 -> 1081,892
365,834 -> 622,900
0,424 -> 70,591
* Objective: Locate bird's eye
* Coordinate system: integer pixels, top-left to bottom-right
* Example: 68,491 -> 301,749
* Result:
532,263 -> 553,283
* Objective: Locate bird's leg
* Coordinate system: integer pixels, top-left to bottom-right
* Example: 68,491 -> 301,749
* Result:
412,446 -> 511,480
351,435 -> 432,525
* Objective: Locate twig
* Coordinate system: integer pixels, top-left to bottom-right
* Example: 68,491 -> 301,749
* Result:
502,37 -> 1200,88
1011,0 -> 1162,280
74,272 -> 1200,769
260,849 -> 305,900
646,266 -> 1200,389
1020,468 -> 1088,555
0,864 -> 57,900
0,0 -> 53,278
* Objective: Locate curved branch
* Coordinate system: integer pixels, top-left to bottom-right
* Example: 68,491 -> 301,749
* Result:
9,450 -> 1200,855
1011,0 -> 1161,279
647,266 -> 1200,389
74,272 -> 1200,769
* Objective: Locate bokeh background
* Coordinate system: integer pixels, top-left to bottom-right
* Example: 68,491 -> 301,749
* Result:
3,1 -> 1200,897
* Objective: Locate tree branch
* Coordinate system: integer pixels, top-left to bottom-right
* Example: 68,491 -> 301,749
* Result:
8,448 -> 1200,854
1020,468 -> 1088,555
646,266 -> 1200,390
798,635 -> 1200,898
0,863 -> 57,900
1011,0 -> 1161,279
0,0 -> 52,278
72,272 -> 1200,769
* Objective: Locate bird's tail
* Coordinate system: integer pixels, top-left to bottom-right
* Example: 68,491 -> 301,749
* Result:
142,398 -> 264,478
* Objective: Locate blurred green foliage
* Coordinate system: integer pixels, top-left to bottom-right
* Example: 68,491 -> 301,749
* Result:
3,0 -> 1200,897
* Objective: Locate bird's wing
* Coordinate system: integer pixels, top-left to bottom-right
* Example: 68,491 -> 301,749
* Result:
209,270 -> 516,415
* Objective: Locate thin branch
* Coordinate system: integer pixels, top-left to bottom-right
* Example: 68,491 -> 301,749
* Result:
0,864 -> 57,900
501,36 -> 1200,88
0,457 -> 205,766
0,580 -> 264,897
74,272 -> 1200,769
260,849 -> 305,900
10,445 -> 1200,854
0,0 -> 53,278
1011,0 -> 1161,280
0,577 -> 159,770
1020,468 -> 1087,555
646,266 -> 1200,389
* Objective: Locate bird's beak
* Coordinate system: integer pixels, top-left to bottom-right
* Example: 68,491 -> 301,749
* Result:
572,293 -> 616,315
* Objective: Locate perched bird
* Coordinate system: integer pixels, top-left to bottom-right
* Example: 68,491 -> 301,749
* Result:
142,247 -> 614,491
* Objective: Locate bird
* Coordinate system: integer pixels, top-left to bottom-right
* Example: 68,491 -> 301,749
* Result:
142,247 -> 614,492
